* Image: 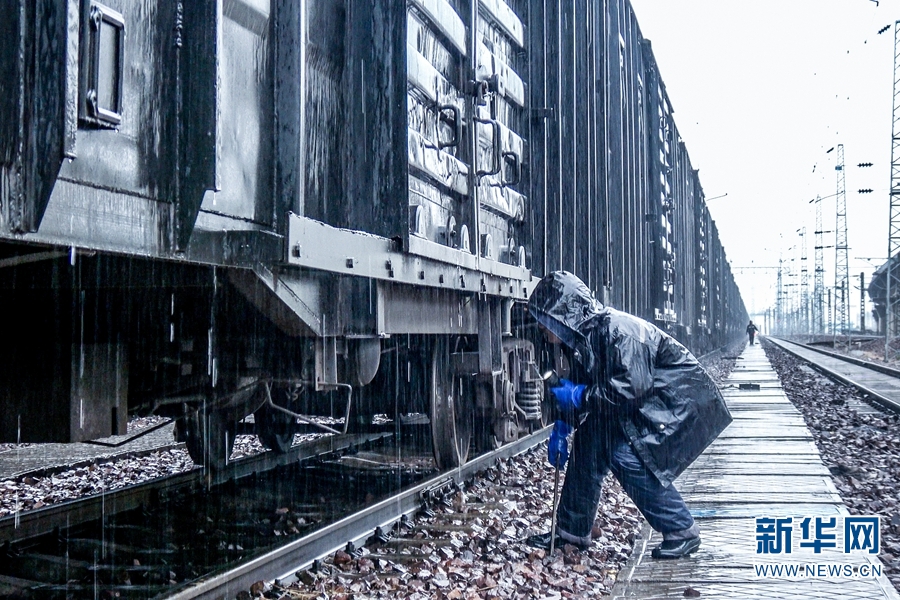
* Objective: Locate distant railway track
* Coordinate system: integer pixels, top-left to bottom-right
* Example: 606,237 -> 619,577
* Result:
0,426 -> 549,599
766,337 -> 900,413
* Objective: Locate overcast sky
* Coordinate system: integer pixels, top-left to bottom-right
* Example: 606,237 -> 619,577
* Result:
629,0 -> 894,329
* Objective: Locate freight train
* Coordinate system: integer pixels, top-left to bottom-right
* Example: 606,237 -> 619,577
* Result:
0,0 -> 747,470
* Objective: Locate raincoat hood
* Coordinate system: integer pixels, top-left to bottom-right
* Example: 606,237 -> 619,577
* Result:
528,271 -> 607,368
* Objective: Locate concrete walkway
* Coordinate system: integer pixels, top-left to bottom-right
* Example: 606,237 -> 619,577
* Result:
611,342 -> 900,599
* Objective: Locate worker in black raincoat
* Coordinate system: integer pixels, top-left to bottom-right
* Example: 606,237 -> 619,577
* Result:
526,271 -> 732,559
746,321 -> 758,345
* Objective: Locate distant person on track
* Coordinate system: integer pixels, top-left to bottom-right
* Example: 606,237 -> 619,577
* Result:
526,271 -> 732,559
746,321 -> 758,345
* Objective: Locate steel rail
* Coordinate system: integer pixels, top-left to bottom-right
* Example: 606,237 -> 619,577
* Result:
0,432 -> 391,544
774,337 -> 900,379
163,426 -> 551,600
767,337 -> 900,413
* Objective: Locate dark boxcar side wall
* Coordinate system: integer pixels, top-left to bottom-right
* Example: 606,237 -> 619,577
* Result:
574,0 -> 600,284
341,0 -> 407,239
603,0 -> 626,306
616,1 -> 645,317
300,0 -> 346,226
525,0 -> 748,353
525,0 -> 548,278
532,0 -> 568,275
557,0 -> 576,276
538,0 -> 562,274
57,0 -> 179,209
566,0 -> 602,284
293,0 -> 407,239
672,142 -> 698,344
592,1 -> 611,298
697,201 -> 713,347
0,4 -> 22,168
527,0 -> 608,293
642,45 -> 677,326
712,224 -> 725,335
612,0 -> 654,320
197,2 -> 275,226
533,0 -> 657,319
1,0 -> 72,235
530,0 -> 647,309
683,165 -> 699,341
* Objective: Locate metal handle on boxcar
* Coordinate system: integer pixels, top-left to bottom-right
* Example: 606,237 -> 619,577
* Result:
474,117 -> 501,178
501,152 -> 520,188
437,104 -> 462,150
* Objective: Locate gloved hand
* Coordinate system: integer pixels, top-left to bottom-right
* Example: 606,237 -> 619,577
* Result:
548,420 -> 571,468
550,378 -> 586,414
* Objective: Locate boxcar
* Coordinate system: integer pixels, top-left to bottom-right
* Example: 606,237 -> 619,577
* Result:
0,0 -> 746,469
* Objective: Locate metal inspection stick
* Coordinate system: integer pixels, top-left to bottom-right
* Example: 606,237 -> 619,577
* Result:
550,462 -> 561,554
542,369 -> 563,554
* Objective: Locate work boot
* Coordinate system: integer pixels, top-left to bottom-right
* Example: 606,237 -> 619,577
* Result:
651,536 -> 701,559
525,531 -> 588,552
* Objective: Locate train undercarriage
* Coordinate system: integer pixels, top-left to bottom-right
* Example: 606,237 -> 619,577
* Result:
0,244 -> 547,471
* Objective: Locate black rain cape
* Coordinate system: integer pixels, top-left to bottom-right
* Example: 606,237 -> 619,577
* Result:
529,271 -> 732,487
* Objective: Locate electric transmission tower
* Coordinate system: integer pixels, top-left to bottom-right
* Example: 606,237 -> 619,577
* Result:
834,144 -> 850,336
813,197 -> 826,334
776,257 -> 783,335
800,227 -> 809,335
887,21 -> 900,360
794,255 -> 801,333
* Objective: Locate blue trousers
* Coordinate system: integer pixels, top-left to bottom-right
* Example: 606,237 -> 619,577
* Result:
555,415 -> 696,547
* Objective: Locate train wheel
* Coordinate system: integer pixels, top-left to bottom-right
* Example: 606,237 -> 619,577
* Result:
254,403 -> 295,453
182,409 -> 237,470
430,338 -> 472,469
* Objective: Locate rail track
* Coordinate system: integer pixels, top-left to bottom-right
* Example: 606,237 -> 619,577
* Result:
767,337 -> 900,413
763,339 -> 900,593
0,430 -> 393,543
0,422 -> 549,599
